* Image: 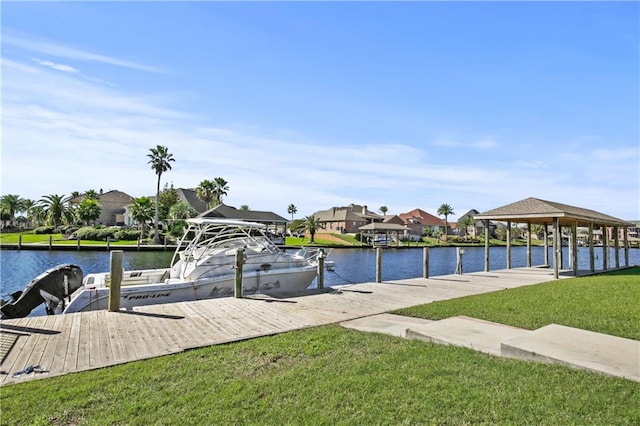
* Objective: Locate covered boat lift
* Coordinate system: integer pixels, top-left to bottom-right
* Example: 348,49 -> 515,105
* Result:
359,222 -> 409,246
474,197 -> 634,278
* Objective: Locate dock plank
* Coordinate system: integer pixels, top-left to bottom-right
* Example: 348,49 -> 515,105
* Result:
0,267 -> 578,385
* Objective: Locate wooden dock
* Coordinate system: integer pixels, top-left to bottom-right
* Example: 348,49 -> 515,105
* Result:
1,267 -> 571,385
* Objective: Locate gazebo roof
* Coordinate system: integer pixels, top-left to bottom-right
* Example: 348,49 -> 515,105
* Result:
474,197 -> 632,227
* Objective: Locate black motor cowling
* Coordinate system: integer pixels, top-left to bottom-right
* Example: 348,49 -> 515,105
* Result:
0,264 -> 84,319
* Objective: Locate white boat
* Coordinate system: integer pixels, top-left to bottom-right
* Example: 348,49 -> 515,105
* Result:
1,219 -> 329,317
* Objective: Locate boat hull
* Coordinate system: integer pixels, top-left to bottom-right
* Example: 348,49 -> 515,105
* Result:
63,266 -> 317,313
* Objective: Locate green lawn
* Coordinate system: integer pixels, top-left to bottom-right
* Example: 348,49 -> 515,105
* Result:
1,268 -> 638,425
396,266 -> 640,340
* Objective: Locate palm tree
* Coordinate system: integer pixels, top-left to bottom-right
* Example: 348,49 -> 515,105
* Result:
196,179 -> 216,209
21,198 -> 36,228
39,194 -> 74,228
84,189 -> 99,200
301,215 -> 322,243
0,194 -> 24,228
212,177 -> 229,206
379,206 -> 389,215
168,201 -> 197,220
239,205 -> 250,211
76,198 -> 102,225
129,196 -> 155,239
437,203 -> 455,242
147,145 -> 175,242
457,216 -> 475,241
287,204 -> 297,222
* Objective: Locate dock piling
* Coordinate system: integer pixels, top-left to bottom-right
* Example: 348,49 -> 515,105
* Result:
234,248 -> 244,298
108,250 -> 123,312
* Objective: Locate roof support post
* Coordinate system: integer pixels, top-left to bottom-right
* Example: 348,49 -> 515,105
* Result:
526,222 -> 532,267
506,221 -> 512,269
613,226 -> 620,269
588,222 -> 595,274
571,221 -> 578,276
602,226 -> 609,271
623,226 -> 629,267
553,217 -> 560,279
484,220 -> 490,272
543,223 -> 549,267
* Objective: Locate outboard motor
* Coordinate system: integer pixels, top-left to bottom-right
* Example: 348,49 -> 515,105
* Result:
0,264 -> 83,319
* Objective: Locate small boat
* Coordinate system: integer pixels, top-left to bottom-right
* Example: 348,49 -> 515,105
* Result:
1,219 -> 330,318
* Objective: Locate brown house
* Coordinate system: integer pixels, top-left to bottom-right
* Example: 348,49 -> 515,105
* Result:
313,204 -> 383,234
398,208 -> 445,236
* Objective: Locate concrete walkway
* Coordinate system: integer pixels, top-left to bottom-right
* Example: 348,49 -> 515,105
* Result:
341,314 -> 640,382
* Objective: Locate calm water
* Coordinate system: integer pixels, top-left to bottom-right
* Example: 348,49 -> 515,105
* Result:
1,246 -> 638,316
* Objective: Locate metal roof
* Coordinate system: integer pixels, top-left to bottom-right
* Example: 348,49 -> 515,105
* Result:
474,197 -> 633,227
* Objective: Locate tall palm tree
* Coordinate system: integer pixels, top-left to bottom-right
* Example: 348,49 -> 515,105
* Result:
129,196 -> 155,239
21,198 -> 36,228
287,204 -> 297,222
0,194 -> 24,228
39,194 -> 74,228
147,145 -> 175,243
196,179 -> 216,209
301,215 -> 322,243
212,177 -> 229,206
437,203 -> 455,241
379,206 -> 389,215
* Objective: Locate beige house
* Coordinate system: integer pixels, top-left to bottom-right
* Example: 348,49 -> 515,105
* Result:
313,204 -> 383,234
70,190 -> 133,226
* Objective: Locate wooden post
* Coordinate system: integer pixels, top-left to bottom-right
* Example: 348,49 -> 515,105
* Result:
234,248 -> 244,298
553,218 -> 560,279
164,235 -> 168,251
613,226 -> 620,269
484,220 -> 490,272
376,247 -> 382,283
602,226 -> 609,270
422,247 -> 429,279
526,223 -> 532,267
456,248 -> 464,274
543,224 -> 549,267
77,237 -> 81,251
137,238 -> 141,251
107,236 -> 111,251
317,249 -> 325,290
506,221 -> 511,270
623,226 -> 629,267
108,250 -> 123,312
49,235 -> 52,250
571,222 -> 578,276
18,234 -> 22,249
588,222 -> 595,273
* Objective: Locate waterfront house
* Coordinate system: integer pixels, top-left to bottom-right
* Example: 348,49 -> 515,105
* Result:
70,189 -> 133,226
313,204 -> 383,234
397,208 -> 446,237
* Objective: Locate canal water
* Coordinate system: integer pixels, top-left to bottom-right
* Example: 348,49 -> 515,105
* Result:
1,246 -> 638,317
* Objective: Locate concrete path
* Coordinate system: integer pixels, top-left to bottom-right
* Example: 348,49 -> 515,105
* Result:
341,314 -> 640,382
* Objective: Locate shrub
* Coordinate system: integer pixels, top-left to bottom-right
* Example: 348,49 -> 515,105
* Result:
33,226 -> 55,234
57,225 -> 80,235
115,229 -> 141,241
97,227 -> 119,241
75,226 -> 100,241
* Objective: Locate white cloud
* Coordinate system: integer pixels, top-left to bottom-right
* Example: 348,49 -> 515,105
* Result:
3,32 -> 165,73
32,58 -> 79,73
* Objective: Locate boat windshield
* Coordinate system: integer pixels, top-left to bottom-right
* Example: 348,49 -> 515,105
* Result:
170,220 -> 279,267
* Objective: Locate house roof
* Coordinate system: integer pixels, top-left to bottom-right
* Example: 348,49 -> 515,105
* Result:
398,209 -> 445,226
474,197 -> 633,227
314,204 -> 383,222
198,204 -> 288,223
176,188 -> 208,213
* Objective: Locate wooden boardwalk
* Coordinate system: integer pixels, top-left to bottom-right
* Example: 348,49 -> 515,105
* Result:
1,267 -> 571,385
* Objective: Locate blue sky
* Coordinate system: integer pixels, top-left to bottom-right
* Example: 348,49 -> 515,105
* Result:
2,1 -> 639,221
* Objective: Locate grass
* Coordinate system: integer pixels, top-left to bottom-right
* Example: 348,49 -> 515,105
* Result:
396,266 -> 640,340
1,269 -> 639,425
0,232 -> 143,246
